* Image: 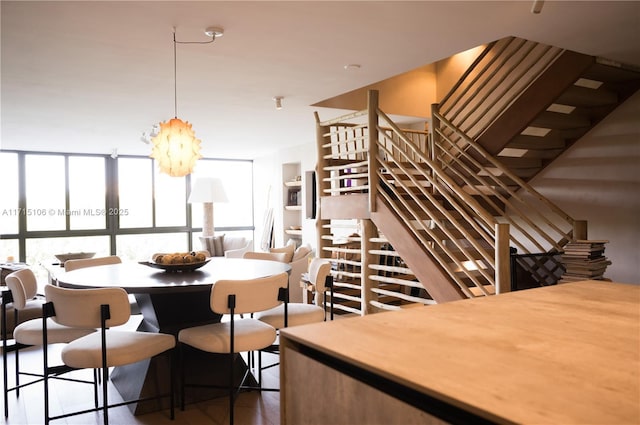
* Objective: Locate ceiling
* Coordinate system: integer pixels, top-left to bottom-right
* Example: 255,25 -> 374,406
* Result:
2,1 -> 639,160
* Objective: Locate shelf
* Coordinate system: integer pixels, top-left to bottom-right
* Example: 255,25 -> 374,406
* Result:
283,162 -> 302,246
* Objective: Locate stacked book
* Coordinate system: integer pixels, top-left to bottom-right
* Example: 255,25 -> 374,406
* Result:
559,240 -> 611,283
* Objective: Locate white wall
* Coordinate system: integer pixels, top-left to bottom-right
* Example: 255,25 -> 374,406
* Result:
253,141 -> 317,252
528,91 -> 640,284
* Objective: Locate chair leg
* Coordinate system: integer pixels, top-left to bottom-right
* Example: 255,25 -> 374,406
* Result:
93,369 -> 99,408
258,351 -> 262,388
229,352 -> 234,425
14,345 -> 20,398
43,346 -> 50,425
180,344 -> 186,411
102,364 -> 109,425
2,337 -> 8,419
170,349 -> 175,420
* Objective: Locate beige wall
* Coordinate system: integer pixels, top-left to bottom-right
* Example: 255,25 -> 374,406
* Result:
313,64 -> 437,118
435,45 -> 485,102
528,91 -> 640,284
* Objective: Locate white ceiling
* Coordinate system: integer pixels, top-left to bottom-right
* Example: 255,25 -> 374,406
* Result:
2,1 -> 639,160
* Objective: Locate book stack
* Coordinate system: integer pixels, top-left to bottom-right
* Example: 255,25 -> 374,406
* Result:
559,240 -> 611,283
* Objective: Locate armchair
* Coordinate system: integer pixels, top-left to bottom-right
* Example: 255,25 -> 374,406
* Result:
223,235 -> 253,258
244,243 -> 312,303
199,235 -> 252,258
287,245 -> 312,303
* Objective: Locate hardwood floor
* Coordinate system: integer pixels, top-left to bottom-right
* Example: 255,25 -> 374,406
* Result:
1,344 -> 281,425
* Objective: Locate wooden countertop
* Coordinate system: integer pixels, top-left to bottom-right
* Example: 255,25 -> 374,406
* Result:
280,280 -> 640,424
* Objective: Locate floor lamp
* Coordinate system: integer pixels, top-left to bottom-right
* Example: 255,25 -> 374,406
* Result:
188,177 -> 228,238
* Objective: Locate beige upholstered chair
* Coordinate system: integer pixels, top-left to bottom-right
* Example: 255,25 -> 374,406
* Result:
244,244 -> 313,303
2,269 -> 95,419
286,244 -> 313,303
200,235 -> 252,258
63,255 -> 122,272
256,258 -> 333,329
242,251 -> 288,262
178,272 -> 288,425
63,255 -> 140,315
1,267 -> 43,339
43,285 -> 176,425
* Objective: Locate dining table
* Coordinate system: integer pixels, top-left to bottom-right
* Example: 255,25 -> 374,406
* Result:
56,257 -> 291,414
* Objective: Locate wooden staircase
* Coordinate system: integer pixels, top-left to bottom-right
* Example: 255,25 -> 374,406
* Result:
314,36 -> 640,314
439,37 -> 640,185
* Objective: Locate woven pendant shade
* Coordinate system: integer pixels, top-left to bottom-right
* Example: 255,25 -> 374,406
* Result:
150,117 -> 202,177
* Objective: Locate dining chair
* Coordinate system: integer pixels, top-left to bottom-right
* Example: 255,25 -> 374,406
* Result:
178,272 -> 288,425
2,269 -> 96,419
63,255 -> 122,272
256,257 -> 334,329
242,251 -> 288,262
63,255 -> 141,315
43,284 -> 176,425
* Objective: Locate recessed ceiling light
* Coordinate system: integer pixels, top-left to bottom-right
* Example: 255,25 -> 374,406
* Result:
344,64 -> 361,71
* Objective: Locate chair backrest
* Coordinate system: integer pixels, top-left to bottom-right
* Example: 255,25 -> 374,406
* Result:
269,243 -> 295,263
64,255 -> 122,272
243,251 -> 288,263
210,272 -> 288,315
5,268 -> 38,310
309,258 -> 332,293
45,285 -> 130,328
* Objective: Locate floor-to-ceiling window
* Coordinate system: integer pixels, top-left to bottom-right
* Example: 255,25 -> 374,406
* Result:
0,150 -> 254,281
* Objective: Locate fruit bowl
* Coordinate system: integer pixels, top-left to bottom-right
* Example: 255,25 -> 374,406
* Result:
55,252 -> 96,263
139,251 -> 210,273
140,259 -> 210,273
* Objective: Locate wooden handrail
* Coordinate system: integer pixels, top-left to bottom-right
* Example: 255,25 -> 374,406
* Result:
377,109 -> 497,229
439,38 -> 505,112
435,111 -> 576,230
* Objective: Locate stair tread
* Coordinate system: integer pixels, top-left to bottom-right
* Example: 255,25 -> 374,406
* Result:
480,157 -> 543,169
530,111 -> 591,130
582,62 -> 640,84
508,133 -> 566,150
556,85 -> 618,107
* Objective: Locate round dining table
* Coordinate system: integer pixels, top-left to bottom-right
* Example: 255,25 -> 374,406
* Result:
56,257 -> 291,414
57,257 -> 291,334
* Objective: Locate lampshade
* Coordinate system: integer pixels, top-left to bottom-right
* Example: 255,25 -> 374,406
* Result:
188,178 -> 228,203
150,118 -> 202,177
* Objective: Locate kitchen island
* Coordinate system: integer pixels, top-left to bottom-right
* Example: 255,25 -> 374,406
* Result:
280,280 -> 639,424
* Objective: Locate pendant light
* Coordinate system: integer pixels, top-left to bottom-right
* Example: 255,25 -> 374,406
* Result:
151,27 -> 223,177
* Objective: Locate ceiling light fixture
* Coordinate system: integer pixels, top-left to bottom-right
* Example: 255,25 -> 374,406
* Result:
273,96 -> 284,110
150,27 -> 223,177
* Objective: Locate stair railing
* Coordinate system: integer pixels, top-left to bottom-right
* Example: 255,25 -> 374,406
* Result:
438,36 -> 564,143
433,110 -> 576,253
315,94 -> 512,298
374,109 -> 508,296
431,35 -> 580,257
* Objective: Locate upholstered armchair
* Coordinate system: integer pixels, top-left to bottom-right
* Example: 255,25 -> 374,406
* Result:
268,243 -> 312,303
242,242 -> 312,303
287,245 -> 312,303
200,235 -> 253,258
